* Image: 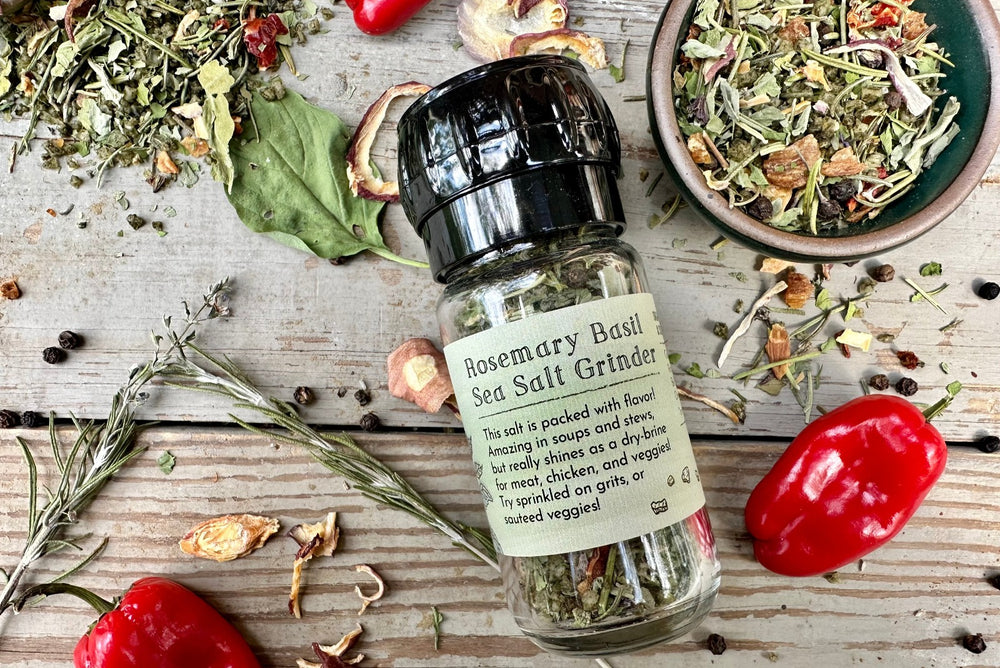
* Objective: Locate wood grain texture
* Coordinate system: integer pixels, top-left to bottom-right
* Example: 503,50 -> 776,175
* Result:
0,2 -> 999,440
1,428 -> 998,667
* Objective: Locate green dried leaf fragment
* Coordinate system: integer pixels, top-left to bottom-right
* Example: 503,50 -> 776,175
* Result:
228,91 -> 396,264
919,262 -> 942,277
157,451 -> 176,474
685,363 -> 705,378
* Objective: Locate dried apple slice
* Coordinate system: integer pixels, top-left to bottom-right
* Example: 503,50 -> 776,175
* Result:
457,0 -> 568,63
346,81 -> 431,203
509,29 -> 609,70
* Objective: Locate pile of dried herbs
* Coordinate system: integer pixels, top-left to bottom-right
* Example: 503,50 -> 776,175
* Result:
0,0 -> 327,189
673,0 -> 959,233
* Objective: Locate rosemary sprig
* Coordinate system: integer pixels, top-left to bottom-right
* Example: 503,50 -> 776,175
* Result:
157,345 -> 500,571
0,279 -> 232,618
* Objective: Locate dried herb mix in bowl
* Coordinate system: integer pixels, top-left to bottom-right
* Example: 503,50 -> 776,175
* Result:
672,0 -> 959,234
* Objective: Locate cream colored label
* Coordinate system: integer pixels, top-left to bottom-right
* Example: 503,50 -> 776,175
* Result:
444,294 -> 705,558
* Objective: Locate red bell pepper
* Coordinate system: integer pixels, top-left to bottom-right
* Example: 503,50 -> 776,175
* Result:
745,395 -> 947,577
344,0 -> 433,35
58,577 -> 260,668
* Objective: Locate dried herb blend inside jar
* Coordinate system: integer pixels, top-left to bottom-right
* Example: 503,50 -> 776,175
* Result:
398,56 -> 721,656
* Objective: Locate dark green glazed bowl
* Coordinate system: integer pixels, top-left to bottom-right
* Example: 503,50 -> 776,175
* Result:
647,0 -> 1000,262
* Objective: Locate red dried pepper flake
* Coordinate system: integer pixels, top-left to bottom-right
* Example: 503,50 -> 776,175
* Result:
213,18 -> 231,31
243,13 -> 288,70
835,330 -> 851,359
871,4 -> 902,27
877,167 -> 889,179
896,350 -> 921,370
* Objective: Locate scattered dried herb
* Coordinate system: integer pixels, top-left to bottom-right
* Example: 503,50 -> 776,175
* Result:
823,572 -> 841,584
157,451 -> 176,475
673,0 -> 958,231
0,0 -> 323,184
713,322 -> 730,339
939,318 -> 962,333
978,281 -> 1000,300
905,278 -> 948,313
686,362 -> 706,378
868,374 -> 890,391
707,632 -> 727,655
431,606 -> 444,650
895,377 -> 918,397
919,262 -> 942,277
353,564 -> 385,615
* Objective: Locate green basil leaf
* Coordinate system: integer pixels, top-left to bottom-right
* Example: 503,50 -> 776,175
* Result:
228,90 -> 396,263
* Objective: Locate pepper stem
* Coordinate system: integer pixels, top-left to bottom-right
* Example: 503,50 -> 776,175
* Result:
922,392 -> 957,422
12,582 -> 115,615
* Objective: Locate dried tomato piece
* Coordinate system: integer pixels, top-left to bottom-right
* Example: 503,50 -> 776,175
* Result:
243,13 -> 288,70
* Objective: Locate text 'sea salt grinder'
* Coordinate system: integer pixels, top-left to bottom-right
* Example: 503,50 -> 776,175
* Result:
398,55 -> 720,655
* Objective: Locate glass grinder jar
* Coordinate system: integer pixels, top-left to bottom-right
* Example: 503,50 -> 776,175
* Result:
398,55 -> 721,656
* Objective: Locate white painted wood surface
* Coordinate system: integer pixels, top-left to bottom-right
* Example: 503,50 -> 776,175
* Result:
0,1 -> 997,440
1,429 -> 998,668
2,0 -> 1000,666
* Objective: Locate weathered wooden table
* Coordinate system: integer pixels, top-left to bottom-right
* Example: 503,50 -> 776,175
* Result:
2,2 -> 999,666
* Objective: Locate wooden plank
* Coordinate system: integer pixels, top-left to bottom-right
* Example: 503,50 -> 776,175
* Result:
1,428 -> 998,666
2,3 -> 1000,439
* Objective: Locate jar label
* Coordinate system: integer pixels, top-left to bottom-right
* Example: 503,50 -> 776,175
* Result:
444,293 -> 705,557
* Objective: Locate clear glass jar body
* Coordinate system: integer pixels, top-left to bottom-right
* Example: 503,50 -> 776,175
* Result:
437,228 -> 721,656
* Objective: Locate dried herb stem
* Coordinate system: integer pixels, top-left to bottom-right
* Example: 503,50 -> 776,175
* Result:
732,351 -> 824,381
159,347 -> 497,571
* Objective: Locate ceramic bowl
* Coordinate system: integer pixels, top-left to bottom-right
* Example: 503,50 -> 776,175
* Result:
647,0 -> 1000,262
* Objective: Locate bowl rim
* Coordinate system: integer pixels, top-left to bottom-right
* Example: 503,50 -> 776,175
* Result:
647,0 -> 1000,261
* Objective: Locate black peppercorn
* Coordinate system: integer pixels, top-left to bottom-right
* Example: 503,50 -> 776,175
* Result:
871,264 -> 895,282
359,412 -> 380,432
816,199 -> 841,221
988,573 -> 1000,590
42,346 -> 66,364
895,377 -> 918,397
0,409 -> 21,429
976,435 -> 1000,454
868,374 -> 890,391
962,633 -> 987,654
828,181 -> 856,203
58,330 -> 82,349
354,388 -> 371,406
293,386 -> 315,405
20,411 -> 43,428
707,633 -> 727,655
745,196 -> 773,221
977,281 -> 1000,300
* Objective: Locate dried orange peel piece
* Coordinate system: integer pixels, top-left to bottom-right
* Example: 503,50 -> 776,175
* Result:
346,82 -> 431,203
178,514 -> 280,562
288,511 -> 340,618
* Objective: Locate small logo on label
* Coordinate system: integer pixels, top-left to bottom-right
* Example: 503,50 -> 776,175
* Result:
480,483 -> 493,507
681,467 -> 691,484
666,475 -> 675,487
650,498 -> 669,515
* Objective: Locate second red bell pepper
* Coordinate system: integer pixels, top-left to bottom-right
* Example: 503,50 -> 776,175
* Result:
745,394 -> 947,577
62,577 -> 260,668
344,0 -> 433,35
